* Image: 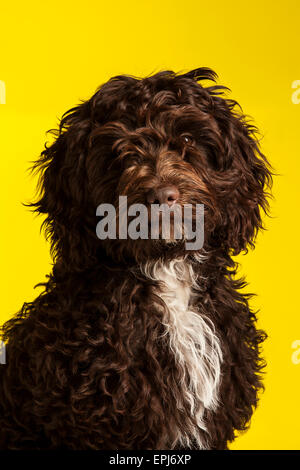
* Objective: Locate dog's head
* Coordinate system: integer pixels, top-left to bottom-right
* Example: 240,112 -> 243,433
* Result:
32,68 -> 272,269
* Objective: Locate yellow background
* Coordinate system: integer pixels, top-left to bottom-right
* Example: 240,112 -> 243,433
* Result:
1,0 -> 299,450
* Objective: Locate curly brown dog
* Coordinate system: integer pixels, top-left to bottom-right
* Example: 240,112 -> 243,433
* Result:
0,68 -> 272,449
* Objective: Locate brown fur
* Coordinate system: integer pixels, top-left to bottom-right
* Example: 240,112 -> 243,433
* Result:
0,68 -> 272,449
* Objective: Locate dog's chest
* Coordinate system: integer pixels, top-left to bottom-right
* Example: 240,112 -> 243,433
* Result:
140,259 -> 223,449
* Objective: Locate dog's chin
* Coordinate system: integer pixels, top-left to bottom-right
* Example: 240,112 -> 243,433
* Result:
162,239 -> 179,245
133,238 -> 194,265
101,236 -> 189,265
139,243 -> 187,265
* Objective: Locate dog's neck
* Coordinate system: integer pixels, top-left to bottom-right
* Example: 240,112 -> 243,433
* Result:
140,257 -> 197,310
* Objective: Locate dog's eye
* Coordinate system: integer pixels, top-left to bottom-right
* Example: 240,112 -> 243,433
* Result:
181,134 -> 194,146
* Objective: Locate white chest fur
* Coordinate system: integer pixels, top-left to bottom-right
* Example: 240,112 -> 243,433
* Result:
140,258 -> 223,449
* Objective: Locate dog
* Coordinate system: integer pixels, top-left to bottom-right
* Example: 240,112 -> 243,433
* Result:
0,68 -> 272,449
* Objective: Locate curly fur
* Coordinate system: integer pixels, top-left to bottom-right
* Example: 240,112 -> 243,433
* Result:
0,67 -> 272,449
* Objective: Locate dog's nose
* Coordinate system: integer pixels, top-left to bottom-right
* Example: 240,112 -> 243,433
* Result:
146,185 -> 180,206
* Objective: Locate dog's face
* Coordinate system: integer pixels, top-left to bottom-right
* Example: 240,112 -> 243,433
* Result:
32,68 -> 272,268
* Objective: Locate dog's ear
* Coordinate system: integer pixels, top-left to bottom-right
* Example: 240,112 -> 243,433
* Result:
29,76 -> 139,271
29,100 -> 98,271
205,91 -> 273,255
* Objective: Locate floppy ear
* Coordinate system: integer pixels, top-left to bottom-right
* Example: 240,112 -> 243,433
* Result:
29,75 -> 141,271
29,100 -> 97,271
207,93 -> 273,255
